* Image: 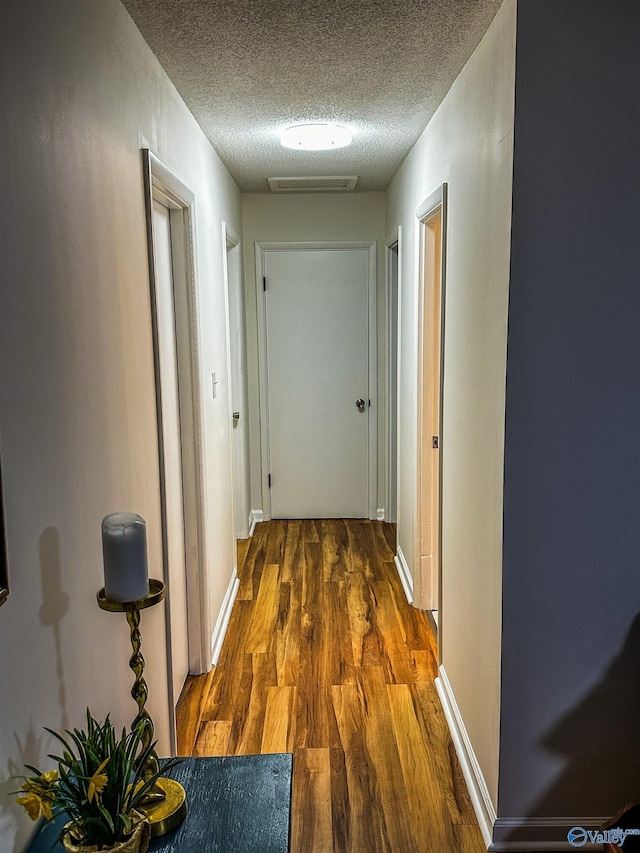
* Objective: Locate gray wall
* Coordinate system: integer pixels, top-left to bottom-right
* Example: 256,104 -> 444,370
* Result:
498,0 -> 640,830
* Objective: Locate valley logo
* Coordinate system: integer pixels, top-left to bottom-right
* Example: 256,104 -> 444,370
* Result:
568,826 -> 640,846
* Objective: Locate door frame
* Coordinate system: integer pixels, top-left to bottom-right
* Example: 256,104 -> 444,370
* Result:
415,184 -> 447,615
142,150 -> 210,707
385,228 -> 402,525
222,223 -> 251,540
255,241 -> 378,520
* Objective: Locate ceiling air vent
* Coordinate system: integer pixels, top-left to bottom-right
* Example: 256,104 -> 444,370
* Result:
268,176 -> 358,193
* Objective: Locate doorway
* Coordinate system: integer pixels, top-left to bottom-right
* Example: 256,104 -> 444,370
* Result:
416,185 -> 447,615
151,197 -> 190,725
256,243 -> 377,519
142,150 -> 209,750
223,225 -> 250,540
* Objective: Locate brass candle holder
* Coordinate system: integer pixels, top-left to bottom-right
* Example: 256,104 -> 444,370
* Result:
97,579 -> 187,837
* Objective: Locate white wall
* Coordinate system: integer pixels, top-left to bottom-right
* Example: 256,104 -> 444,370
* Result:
241,192 -> 387,519
386,0 -> 516,807
0,3 -> 240,850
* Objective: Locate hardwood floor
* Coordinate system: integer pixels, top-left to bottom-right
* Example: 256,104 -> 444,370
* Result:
176,519 -> 486,852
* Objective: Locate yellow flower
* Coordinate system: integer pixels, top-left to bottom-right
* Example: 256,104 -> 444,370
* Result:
17,772 -> 58,821
87,758 -> 109,803
40,796 -> 54,821
17,792 -> 44,821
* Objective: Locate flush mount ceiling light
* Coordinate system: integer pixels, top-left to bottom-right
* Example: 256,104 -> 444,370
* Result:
280,123 -> 353,151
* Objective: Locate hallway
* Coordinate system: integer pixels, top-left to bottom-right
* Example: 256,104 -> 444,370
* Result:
176,520 -> 485,852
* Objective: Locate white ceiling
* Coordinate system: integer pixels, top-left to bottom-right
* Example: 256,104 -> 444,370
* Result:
121,0 -> 503,192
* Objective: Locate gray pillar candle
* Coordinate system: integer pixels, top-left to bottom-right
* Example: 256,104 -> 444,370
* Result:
101,512 -> 150,603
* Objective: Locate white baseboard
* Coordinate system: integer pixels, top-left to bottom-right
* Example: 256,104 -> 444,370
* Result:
248,509 -> 264,537
394,545 -> 413,604
435,666 -> 496,849
376,507 -> 385,521
210,570 -> 240,666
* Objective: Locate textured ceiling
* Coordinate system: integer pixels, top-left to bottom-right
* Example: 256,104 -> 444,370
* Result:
121,0 -> 503,192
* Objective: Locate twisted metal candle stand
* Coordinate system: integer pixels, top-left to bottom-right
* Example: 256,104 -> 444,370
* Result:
97,580 -> 187,836
126,606 -> 159,779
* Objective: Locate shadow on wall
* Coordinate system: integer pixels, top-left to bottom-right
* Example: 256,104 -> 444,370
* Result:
38,527 -> 70,731
506,612 -> 640,844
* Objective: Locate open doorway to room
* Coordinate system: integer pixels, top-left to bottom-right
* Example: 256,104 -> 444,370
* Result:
416,185 -> 447,625
142,150 -> 209,753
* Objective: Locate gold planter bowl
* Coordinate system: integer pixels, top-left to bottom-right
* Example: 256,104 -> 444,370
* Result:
61,811 -> 151,853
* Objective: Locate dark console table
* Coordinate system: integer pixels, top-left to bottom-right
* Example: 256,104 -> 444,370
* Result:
26,754 -> 293,853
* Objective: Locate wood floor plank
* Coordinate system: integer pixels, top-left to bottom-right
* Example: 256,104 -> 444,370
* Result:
296,542 -> 332,749
344,519 -> 373,578
199,661 -> 236,722
217,652 -> 254,752
201,602 -> 254,721
175,669 -> 215,756
236,536 -> 251,573
387,682 -> 458,850
383,521 -> 397,549
410,648 -> 439,682
329,748 -> 350,853
301,519 -> 322,542
215,595 -> 254,668
281,519 -> 303,584
370,580 -> 416,684
333,672 -> 419,853
330,684 -> 379,852
237,531 -> 265,601
275,581 -> 301,686
292,748 -> 334,853
192,720 -> 231,757
261,685 -> 297,753
412,671 -> 478,826
246,562 -> 280,654
322,519 -> 350,582
355,666 -> 419,852
345,570 -> 384,668
235,652 -> 277,755
369,520 -> 394,562
326,579 -> 355,684
388,573 -> 436,653
265,519 -> 287,564
360,520 -> 389,581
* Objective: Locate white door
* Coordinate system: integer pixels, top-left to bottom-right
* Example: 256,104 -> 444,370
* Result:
264,248 -> 370,518
151,200 -> 190,706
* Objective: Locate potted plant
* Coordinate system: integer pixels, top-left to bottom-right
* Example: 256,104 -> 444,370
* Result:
16,710 -> 177,853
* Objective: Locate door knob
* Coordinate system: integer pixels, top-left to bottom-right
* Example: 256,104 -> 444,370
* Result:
356,398 -> 366,412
